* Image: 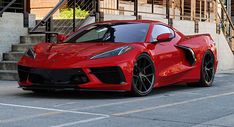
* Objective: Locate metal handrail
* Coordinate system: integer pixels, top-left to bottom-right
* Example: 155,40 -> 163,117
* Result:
218,0 -> 234,30
30,0 -> 67,32
0,0 -> 17,17
29,0 -> 97,43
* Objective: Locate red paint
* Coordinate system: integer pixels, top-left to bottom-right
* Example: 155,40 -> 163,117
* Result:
17,20 -> 218,91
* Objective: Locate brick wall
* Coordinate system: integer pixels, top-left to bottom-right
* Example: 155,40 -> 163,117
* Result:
30,0 -> 60,19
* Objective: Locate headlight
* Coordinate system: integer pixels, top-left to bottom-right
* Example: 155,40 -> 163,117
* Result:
25,47 -> 36,59
90,46 -> 133,60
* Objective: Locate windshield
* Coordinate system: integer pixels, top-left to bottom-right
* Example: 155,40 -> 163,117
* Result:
65,23 -> 149,43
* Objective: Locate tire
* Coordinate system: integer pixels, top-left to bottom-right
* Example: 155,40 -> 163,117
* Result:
131,53 -> 155,96
188,50 -> 215,87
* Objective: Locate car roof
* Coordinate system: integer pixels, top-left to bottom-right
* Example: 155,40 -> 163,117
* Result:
96,20 -> 161,24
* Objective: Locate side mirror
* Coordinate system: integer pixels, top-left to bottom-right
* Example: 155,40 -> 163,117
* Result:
57,34 -> 67,43
156,33 -> 173,42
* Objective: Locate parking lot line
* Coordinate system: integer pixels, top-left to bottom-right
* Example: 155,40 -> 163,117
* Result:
51,116 -> 108,127
0,102 -> 109,117
112,91 -> 234,116
70,94 -> 166,111
0,112 -> 60,123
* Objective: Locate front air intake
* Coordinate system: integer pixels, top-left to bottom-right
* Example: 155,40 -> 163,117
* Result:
90,67 -> 126,84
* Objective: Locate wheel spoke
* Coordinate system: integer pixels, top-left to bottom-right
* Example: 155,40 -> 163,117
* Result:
145,73 -> 154,77
140,79 -> 147,91
138,81 -> 143,91
143,64 -> 152,72
142,75 -> 152,85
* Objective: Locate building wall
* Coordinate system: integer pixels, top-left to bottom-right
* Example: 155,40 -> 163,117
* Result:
0,13 -> 30,60
30,0 -> 60,19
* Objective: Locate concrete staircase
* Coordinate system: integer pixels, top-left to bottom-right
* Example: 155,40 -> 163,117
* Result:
0,35 -> 45,80
0,17 -> 93,81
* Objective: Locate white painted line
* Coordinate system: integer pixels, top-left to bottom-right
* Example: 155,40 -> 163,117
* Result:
113,91 -> 234,116
70,94 -> 168,111
54,102 -> 79,107
0,112 -> 59,123
0,103 -> 109,118
70,91 -> 204,111
51,116 -> 107,127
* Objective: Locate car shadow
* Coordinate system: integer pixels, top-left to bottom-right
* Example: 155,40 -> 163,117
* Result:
15,84 -> 206,100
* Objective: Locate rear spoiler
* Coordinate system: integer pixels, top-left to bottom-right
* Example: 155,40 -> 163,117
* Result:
185,34 -> 214,41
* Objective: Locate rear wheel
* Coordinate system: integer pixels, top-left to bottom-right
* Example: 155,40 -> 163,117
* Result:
188,50 -> 215,87
131,54 -> 155,96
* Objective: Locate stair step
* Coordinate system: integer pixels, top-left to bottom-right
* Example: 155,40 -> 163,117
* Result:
3,52 -> 24,61
0,61 -> 18,70
12,44 -> 34,52
0,70 -> 18,81
20,35 -> 45,44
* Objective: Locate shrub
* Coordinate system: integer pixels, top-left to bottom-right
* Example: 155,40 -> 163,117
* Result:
59,7 -> 89,19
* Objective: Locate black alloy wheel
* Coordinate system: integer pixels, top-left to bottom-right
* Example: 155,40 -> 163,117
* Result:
201,50 -> 215,86
132,54 -> 155,96
188,50 -> 215,87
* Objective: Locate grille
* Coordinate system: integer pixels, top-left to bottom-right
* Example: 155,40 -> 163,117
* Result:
90,67 -> 126,84
18,65 -> 89,85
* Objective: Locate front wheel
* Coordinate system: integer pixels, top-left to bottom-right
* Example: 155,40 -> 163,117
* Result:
131,54 -> 155,96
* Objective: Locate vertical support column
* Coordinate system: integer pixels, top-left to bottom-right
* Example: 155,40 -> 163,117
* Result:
152,0 -> 154,13
191,0 -> 196,20
117,0 -> 119,10
134,0 -> 139,18
45,17 -> 52,42
208,1 -> 211,22
194,0 -> 196,20
95,0 -> 100,22
166,0 -> 170,19
204,0 -> 207,20
214,0 -> 217,22
226,0 -> 231,36
23,0 -> 29,27
172,0 -> 175,19
180,0 -> 184,20
200,0 -> 202,21
73,0 -> 76,32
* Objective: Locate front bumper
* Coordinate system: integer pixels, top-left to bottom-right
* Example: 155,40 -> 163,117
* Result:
18,63 -> 133,91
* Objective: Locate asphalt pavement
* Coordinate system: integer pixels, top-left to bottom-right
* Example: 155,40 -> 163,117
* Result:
0,72 -> 234,127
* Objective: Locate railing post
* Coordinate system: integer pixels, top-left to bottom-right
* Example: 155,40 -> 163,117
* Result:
45,17 -> 52,42
180,0 -> 184,20
134,0 -> 138,18
117,0 -> 119,10
95,0 -> 101,22
152,0 -> 154,13
73,0 -> 76,32
166,0 -> 170,19
23,0 -> 29,27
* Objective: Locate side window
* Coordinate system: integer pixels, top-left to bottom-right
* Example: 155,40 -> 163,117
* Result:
150,25 -> 175,42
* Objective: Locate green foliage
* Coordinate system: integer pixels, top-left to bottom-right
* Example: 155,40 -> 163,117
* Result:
59,7 -> 89,19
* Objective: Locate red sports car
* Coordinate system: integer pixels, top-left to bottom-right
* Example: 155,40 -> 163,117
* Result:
18,20 -> 218,96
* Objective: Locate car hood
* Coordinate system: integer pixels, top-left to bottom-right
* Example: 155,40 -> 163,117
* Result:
33,42 -> 128,61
